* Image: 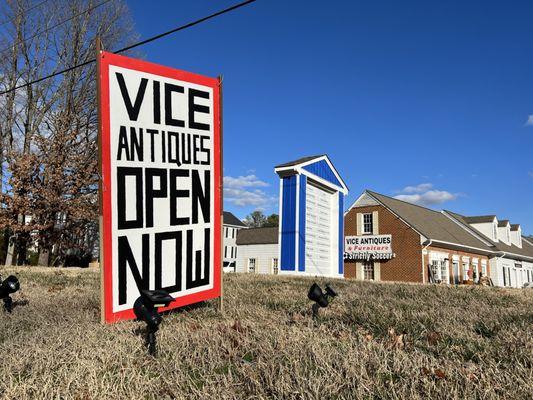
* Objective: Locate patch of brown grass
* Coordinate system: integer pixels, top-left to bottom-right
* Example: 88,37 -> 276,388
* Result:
1,266 -> 532,399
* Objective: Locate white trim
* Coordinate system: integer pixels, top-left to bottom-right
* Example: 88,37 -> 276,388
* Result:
430,239 -> 493,255
295,174 -> 300,269
223,223 -> 246,229
274,155 -> 348,193
277,178 -> 283,268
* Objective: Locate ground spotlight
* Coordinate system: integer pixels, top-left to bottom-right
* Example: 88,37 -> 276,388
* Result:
0,275 -> 20,313
133,289 -> 174,356
308,282 -> 337,318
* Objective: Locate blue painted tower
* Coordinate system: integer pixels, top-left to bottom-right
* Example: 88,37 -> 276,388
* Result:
274,155 -> 348,278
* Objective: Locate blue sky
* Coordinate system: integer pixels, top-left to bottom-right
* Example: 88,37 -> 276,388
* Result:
128,0 -> 533,234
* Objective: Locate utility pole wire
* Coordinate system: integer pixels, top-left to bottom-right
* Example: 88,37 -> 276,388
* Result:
0,0 -> 257,96
0,0 -> 114,56
0,0 -> 51,28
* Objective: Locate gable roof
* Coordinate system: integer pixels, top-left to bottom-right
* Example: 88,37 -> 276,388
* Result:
274,155 -> 325,168
363,191 -> 495,252
236,227 -> 278,245
223,211 -> 246,227
510,224 -> 520,231
274,154 -> 348,194
498,220 -> 510,227
446,211 -> 533,260
464,215 -> 496,224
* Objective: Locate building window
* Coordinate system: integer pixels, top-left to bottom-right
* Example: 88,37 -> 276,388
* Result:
235,247 -> 237,258
430,260 -> 440,282
225,227 -> 229,238
481,260 -> 487,277
230,247 -> 234,258
272,258 -> 279,275
493,223 -> 497,240
441,260 -> 449,284
232,228 -> 235,239
248,258 -> 256,273
363,261 -> 374,280
453,261 -> 460,284
363,213 -> 373,234
224,246 -> 227,258
472,260 -> 479,282
462,262 -> 470,281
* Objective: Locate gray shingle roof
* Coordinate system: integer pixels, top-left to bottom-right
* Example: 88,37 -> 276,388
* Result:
464,215 -> 496,223
223,211 -> 246,227
446,211 -> 533,260
510,224 -> 520,231
274,155 -> 325,169
236,227 -> 278,245
498,220 -> 510,227
366,191 -> 495,252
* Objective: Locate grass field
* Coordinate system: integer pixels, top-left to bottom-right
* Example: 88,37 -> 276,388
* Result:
0,266 -> 532,399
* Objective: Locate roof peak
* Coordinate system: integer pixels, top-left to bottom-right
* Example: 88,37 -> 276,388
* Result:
274,154 -> 326,169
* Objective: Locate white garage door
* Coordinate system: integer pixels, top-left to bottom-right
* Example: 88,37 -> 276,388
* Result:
305,182 -> 333,275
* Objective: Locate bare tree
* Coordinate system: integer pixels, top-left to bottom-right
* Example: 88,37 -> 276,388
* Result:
0,0 -> 136,266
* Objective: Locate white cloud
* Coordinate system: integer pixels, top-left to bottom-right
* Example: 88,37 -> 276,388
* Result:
223,174 -> 269,189
223,174 -> 276,208
394,183 -> 459,206
399,183 -> 433,194
224,187 -> 277,207
525,115 -> 533,126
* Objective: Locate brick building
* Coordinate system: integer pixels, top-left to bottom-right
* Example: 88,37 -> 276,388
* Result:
344,190 -> 533,287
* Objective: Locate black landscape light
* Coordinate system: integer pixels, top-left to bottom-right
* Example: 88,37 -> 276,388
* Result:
0,275 -> 20,313
308,283 -> 337,318
133,289 -> 174,356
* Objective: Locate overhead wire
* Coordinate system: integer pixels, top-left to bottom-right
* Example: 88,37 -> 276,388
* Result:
0,0 -> 51,28
0,0 -> 257,96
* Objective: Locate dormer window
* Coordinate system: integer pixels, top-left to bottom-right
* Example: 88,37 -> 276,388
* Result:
493,223 -> 498,240
506,229 -> 510,243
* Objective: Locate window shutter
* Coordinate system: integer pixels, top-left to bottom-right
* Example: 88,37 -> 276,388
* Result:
356,213 -> 362,235
372,211 -> 379,234
374,262 -> 381,281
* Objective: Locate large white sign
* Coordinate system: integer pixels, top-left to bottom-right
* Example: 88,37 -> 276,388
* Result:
98,52 -> 221,323
344,234 -> 394,261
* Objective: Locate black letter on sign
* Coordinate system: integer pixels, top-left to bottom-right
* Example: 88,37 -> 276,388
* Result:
186,228 -> 210,289
153,80 -> 161,124
116,125 -> 130,161
169,169 -> 190,225
118,234 -> 149,305
155,231 -> 182,294
165,83 -> 185,127
115,72 -> 148,121
188,88 -> 210,131
145,168 -> 168,228
117,167 -> 143,229
192,170 -> 210,224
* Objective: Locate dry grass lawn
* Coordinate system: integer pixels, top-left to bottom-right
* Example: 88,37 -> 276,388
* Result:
0,266 -> 532,399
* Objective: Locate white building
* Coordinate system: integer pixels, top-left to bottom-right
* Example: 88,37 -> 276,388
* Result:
235,227 -> 279,274
444,212 -> 533,288
223,211 -> 247,273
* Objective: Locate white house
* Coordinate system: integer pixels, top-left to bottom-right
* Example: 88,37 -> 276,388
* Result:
223,211 -> 247,273
235,227 -> 279,274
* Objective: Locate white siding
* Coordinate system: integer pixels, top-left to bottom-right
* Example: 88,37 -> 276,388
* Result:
223,225 -> 245,272
236,244 -> 279,274
490,256 -> 532,288
470,222 -> 496,241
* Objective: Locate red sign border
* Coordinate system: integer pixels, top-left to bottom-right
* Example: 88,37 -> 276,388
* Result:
98,51 -> 221,324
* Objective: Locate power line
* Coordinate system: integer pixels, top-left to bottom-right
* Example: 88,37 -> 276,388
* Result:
0,0 -> 51,28
0,0 -> 257,96
0,0 -> 113,57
